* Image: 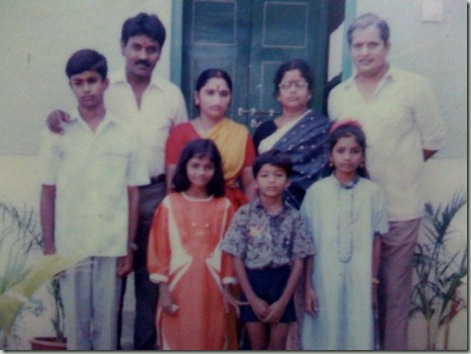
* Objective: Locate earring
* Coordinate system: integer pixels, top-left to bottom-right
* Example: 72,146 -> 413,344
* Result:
329,161 -> 334,168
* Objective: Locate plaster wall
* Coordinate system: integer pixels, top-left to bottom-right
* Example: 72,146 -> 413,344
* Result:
0,0 -> 173,155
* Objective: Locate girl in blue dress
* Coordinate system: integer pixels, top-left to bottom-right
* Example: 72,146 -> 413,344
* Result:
300,120 -> 388,350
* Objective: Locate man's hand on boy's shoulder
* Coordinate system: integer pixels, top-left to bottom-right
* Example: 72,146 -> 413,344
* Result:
46,109 -> 73,135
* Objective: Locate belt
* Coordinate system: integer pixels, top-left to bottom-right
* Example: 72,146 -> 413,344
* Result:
149,174 -> 165,185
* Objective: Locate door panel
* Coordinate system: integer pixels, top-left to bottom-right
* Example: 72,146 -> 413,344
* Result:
182,0 -> 251,124
182,0 -> 334,131
248,0 -> 329,128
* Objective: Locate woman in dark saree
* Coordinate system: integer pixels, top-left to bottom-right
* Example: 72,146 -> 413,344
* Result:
253,59 -> 331,210
253,59 -> 331,350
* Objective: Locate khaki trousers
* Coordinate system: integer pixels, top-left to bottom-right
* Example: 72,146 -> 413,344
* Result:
378,218 -> 421,350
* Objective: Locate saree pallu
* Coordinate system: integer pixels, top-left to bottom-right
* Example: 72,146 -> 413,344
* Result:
270,111 -> 331,209
203,118 -> 248,183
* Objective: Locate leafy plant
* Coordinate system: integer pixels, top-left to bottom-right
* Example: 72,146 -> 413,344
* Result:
409,192 -> 467,350
0,201 -> 82,348
0,202 -> 42,296
0,254 -> 82,347
47,277 -> 65,343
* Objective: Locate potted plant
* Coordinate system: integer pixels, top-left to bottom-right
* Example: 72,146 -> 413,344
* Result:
409,192 -> 467,350
29,277 -> 67,350
0,201 -> 83,350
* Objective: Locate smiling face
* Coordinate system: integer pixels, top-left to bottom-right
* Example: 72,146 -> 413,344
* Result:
277,69 -> 311,113
121,34 -> 161,81
349,25 -> 390,79
69,70 -> 108,110
194,77 -> 232,121
330,135 -> 365,180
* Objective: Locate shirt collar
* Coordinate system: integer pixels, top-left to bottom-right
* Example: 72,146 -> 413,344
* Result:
108,70 -> 163,91
253,197 -> 291,215
343,64 -> 396,90
330,174 -> 360,190
69,107 -> 117,129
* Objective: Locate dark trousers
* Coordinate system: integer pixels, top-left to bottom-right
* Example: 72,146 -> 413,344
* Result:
117,180 -> 166,350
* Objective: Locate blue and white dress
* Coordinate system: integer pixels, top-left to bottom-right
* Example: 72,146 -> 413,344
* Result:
300,175 -> 388,350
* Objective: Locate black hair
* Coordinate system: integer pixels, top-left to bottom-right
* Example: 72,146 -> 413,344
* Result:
121,12 -> 166,47
347,13 -> 390,46
172,139 -> 225,197
273,58 -> 314,97
327,122 -> 369,178
65,49 -> 107,80
252,150 -> 293,178
195,68 -> 233,92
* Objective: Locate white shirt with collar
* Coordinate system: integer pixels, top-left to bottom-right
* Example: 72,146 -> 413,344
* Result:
328,66 -> 445,221
40,109 -> 149,257
105,71 -> 189,178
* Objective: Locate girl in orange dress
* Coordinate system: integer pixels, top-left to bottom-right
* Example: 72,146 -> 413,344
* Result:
147,139 -> 239,350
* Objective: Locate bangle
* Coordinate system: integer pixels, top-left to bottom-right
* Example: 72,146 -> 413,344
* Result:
127,242 -> 138,251
372,277 -> 380,285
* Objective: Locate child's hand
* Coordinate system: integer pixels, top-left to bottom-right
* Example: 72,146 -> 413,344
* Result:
158,285 -> 178,316
250,297 -> 270,321
43,245 -> 56,256
304,286 -> 319,316
222,285 -> 245,317
263,300 -> 286,324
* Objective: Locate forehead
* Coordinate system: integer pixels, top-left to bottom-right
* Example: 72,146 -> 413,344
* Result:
258,163 -> 286,174
69,70 -> 101,81
124,34 -> 160,48
188,155 -> 213,164
281,69 -> 303,81
334,135 -> 361,147
201,77 -> 230,89
350,25 -> 382,43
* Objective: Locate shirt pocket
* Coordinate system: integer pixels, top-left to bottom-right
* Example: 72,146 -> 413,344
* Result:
93,149 -> 130,196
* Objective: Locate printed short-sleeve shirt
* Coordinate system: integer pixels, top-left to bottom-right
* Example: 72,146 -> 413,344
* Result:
221,198 -> 315,269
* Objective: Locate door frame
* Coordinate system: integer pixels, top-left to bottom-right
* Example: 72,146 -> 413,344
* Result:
170,0 -> 184,85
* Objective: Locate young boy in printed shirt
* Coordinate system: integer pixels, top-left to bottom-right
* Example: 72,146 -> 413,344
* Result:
221,149 -> 315,350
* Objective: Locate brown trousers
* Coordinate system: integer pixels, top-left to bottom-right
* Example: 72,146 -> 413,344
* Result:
378,218 -> 421,350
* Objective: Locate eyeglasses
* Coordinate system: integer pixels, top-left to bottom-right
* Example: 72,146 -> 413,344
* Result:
278,80 -> 308,91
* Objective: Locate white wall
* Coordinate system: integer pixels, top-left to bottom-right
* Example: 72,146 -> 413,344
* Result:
0,0 -> 173,155
353,0 -> 467,159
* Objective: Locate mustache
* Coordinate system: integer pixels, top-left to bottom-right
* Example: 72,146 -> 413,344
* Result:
135,60 -> 151,67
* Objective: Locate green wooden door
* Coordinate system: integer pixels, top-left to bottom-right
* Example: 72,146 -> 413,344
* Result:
182,0 -> 337,131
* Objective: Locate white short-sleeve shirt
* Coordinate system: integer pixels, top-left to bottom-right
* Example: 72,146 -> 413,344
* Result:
105,72 -> 189,178
40,109 -> 149,257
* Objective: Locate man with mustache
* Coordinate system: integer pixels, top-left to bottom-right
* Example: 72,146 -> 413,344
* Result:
327,13 -> 445,350
46,13 -> 188,350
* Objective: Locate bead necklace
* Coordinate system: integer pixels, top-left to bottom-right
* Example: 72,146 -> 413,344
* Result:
336,176 -> 359,263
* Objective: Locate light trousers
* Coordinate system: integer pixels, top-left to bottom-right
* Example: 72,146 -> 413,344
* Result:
378,218 -> 421,350
61,256 -> 122,350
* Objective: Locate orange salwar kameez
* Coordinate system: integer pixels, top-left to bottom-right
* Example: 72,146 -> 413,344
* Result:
147,193 -> 236,350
